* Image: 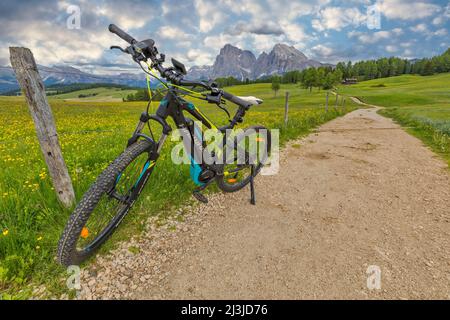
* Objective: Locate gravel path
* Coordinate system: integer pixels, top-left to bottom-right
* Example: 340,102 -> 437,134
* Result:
76,107 -> 450,300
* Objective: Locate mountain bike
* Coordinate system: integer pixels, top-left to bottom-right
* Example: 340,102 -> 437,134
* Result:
57,24 -> 271,266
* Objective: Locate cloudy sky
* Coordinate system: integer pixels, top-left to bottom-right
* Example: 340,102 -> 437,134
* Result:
0,0 -> 448,74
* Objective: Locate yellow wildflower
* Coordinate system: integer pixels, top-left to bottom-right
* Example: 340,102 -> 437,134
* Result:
2,229 -> 8,236
37,236 -> 43,241
36,246 -> 40,250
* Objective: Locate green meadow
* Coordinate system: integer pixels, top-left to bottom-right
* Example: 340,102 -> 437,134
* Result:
51,87 -> 138,101
338,73 -> 450,164
0,83 -> 357,298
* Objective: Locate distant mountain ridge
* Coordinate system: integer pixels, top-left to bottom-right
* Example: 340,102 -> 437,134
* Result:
186,43 -> 328,81
0,64 -> 148,94
0,43 -> 329,93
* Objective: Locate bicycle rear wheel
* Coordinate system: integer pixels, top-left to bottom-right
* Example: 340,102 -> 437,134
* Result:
57,140 -> 156,266
217,125 -> 271,193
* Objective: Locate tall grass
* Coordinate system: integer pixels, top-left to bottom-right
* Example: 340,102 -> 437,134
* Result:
380,108 -> 450,161
413,116 -> 450,136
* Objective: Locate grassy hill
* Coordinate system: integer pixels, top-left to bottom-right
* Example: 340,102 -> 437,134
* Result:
338,73 -> 450,120
51,86 -> 138,101
50,82 -> 346,107
339,73 -> 450,164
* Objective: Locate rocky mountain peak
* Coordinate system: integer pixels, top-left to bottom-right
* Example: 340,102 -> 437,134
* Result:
251,43 -> 320,78
186,43 -> 325,81
221,44 -> 241,55
272,43 -> 308,60
211,44 -> 256,80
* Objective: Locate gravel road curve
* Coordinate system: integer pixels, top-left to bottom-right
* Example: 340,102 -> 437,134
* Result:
76,107 -> 450,300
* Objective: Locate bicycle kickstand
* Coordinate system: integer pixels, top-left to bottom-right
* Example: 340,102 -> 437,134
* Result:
249,165 -> 256,205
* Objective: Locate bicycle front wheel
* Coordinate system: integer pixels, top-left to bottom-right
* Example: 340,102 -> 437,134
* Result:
57,140 -> 156,266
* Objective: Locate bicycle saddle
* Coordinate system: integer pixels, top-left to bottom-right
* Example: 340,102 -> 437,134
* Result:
236,96 -> 263,106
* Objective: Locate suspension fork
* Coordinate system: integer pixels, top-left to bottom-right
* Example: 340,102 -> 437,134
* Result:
127,112 -> 172,148
125,113 -> 169,187
127,114 -> 171,200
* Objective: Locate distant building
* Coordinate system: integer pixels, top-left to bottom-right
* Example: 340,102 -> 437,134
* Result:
342,78 -> 358,85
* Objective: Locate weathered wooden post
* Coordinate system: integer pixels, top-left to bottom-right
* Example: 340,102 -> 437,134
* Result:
334,92 -> 338,110
10,47 -> 75,208
284,91 -> 289,127
343,98 -> 346,112
325,92 -> 329,112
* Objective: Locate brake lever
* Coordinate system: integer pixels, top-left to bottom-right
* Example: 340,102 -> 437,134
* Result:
110,45 -> 127,53
217,103 -> 231,119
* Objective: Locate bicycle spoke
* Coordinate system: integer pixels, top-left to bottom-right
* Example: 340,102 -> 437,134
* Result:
76,152 -> 150,251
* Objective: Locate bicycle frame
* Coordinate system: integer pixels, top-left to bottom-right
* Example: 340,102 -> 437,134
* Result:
127,89 -> 234,190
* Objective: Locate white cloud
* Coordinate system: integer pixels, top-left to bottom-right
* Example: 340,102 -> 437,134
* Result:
434,28 -> 448,36
378,0 -> 441,20
280,22 -> 310,43
195,0 -> 226,32
202,33 -> 244,52
349,30 -> 392,44
266,0 -> 327,21
410,23 -> 428,33
251,34 -> 286,52
185,49 -> 214,66
312,6 -> 366,31
402,48 -> 414,57
392,28 -> 403,36
431,3 -> 450,26
1,20 -> 111,66
432,16 -> 444,25
385,45 -> 398,53
220,0 -> 267,17
410,24 -> 448,38
311,44 -> 334,57
221,0 -> 326,22
161,3 -> 171,16
400,41 -> 413,48
227,21 -> 284,36
158,26 -> 192,41
95,3 -> 153,30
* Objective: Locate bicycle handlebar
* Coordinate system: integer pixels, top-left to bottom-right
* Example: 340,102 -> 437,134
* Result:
221,91 -> 251,109
179,79 -> 250,108
108,24 -> 136,44
108,24 -> 251,110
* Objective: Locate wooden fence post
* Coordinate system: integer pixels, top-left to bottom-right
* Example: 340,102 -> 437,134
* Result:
284,91 -> 289,127
325,92 -> 329,112
10,47 -> 75,208
343,98 -> 346,112
334,92 -> 338,110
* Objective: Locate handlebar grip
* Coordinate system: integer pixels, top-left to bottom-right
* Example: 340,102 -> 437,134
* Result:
108,24 -> 136,44
222,91 -> 251,108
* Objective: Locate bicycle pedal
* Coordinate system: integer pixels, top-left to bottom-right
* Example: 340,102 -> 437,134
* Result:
193,191 -> 208,203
